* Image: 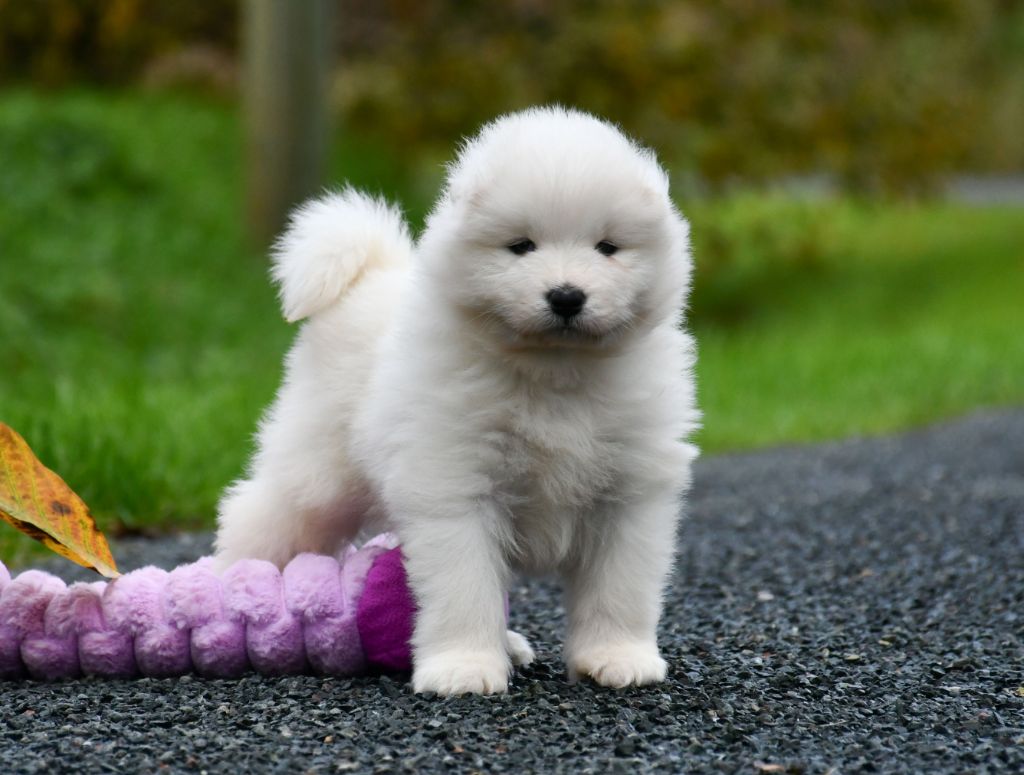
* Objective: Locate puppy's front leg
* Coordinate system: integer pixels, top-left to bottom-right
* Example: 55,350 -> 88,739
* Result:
401,505 -> 512,696
564,488 -> 680,688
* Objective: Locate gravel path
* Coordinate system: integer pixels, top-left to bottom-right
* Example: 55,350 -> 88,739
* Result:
3,409 -> 1023,774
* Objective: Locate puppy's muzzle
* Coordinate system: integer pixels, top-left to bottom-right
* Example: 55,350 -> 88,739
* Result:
546,285 -> 587,322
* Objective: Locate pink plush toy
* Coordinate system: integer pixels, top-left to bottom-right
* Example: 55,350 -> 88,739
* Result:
0,534 -> 417,681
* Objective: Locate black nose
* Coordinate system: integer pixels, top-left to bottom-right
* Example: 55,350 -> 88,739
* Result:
546,286 -> 587,320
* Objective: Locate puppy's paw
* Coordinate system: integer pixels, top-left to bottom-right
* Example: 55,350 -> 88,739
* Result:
506,629 -> 535,667
567,641 -> 667,688
412,649 -> 510,696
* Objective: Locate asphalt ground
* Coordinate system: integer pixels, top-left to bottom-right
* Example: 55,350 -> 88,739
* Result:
2,408 -> 1022,774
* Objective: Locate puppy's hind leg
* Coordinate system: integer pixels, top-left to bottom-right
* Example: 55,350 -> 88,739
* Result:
214,189 -> 412,572
214,478 -> 313,570
213,375 -> 368,572
213,475 -> 368,572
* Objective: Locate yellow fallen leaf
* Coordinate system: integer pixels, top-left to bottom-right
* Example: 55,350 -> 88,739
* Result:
0,423 -> 119,577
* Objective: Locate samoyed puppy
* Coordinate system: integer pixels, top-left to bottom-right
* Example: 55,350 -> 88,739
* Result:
214,106 -> 699,695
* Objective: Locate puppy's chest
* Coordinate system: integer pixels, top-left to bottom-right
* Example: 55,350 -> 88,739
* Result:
490,402 -> 622,514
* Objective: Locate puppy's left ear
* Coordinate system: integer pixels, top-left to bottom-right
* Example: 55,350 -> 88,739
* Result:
636,147 -> 673,198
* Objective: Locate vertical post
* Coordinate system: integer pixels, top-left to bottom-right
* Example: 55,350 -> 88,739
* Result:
243,0 -> 331,245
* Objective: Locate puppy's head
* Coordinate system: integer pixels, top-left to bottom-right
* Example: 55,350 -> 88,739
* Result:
421,107 -> 691,351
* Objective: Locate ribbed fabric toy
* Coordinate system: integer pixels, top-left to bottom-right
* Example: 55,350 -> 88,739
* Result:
0,534 -> 416,681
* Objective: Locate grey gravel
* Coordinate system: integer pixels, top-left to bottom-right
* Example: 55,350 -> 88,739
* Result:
3,408 -> 1023,774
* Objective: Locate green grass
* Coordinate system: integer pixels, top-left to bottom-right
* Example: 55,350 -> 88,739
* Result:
688,195 -> 1024,449
0,90 -> 284,563
1,90 -> 1022,564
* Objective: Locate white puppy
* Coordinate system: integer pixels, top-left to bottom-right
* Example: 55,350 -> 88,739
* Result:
214,107 -> 699,695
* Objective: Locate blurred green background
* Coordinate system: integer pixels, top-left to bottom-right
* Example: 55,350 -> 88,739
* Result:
1,0 -> 1022,561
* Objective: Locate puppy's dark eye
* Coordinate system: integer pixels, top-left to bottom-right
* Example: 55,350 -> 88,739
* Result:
507,239 -> 536,256
595,240 -> 619,256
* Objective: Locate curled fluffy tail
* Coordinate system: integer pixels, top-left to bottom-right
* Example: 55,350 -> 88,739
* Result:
271,188 -> 413,322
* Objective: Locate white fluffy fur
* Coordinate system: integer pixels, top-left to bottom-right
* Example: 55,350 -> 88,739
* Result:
271,190 -> 413,322
214,107 -> 700,696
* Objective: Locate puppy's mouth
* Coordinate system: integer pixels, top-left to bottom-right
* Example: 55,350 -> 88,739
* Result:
457,302 -> 632,352
506,313 -> 627,350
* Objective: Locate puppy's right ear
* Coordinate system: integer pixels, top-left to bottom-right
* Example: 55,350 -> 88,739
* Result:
441,141 -> 491,211
445,176 -> 491,214
442,172 -> 471,208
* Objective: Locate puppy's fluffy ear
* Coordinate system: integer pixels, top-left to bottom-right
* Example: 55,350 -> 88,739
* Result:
271,189 -> 414,322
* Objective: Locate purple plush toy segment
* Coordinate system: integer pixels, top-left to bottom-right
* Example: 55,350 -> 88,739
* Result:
0,533 -> 416,681
222,558 -> 308,676
356,547 -> 416,672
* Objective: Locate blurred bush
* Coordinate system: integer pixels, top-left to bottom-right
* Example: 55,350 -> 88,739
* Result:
2,0 -> 1023,191
686,193 -> 835,323
0,108 -> 152,210
0,0 -> 236,88
335,0 -> 1024,192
